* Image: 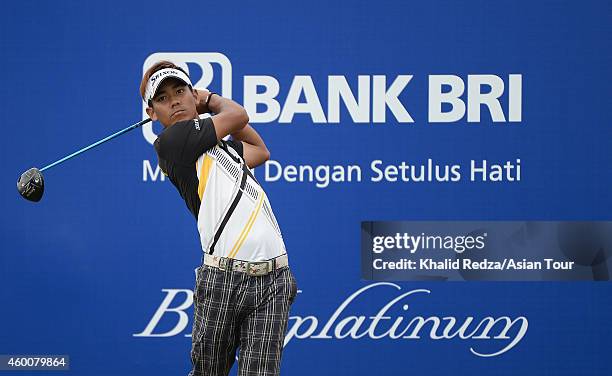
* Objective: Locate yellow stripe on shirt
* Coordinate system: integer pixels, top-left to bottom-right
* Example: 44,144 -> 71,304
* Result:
228,192 -> 265,259
197,155 -> 213,200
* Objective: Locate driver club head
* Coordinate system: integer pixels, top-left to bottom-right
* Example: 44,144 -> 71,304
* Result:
17,167 -> 45,202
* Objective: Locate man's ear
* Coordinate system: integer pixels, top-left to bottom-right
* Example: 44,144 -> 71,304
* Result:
146,106 -> 158,121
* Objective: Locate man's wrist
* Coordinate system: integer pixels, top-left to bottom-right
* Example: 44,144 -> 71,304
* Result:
195,89 -> 213,114
205,92 -> 216,111
206,92 -> 222,114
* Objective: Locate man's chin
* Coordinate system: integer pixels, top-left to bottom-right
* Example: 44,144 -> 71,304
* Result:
178,111 -> 198,121
168,112 -> 196,126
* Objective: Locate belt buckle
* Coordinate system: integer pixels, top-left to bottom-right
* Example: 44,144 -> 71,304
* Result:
218,257 -> 230,271
246,261 -> 270,276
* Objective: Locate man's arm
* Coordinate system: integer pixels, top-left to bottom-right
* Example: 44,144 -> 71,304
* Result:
195,89 -> 269,169
195,89 -> 249,140
230,124 -> 270,169
156,90 -> 250,166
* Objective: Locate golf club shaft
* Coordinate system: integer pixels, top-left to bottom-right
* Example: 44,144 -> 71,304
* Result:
40,118 -> 152,172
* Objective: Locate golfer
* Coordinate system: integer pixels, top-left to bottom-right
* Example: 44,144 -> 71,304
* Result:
140,61 -> 297,376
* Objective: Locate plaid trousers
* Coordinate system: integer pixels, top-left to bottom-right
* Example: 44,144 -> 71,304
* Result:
188,261 -> 298,376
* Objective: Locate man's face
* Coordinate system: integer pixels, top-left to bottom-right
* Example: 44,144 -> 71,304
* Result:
146,77 -> 198,128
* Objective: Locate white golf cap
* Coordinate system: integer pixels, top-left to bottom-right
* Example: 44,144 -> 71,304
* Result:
144,68 -> 193,103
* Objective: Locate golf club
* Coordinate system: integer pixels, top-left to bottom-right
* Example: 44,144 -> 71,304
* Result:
17,118 -> 152,202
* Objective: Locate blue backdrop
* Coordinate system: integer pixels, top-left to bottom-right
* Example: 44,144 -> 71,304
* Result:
1,1 -> 611,375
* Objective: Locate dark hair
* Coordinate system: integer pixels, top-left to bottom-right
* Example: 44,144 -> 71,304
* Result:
140,60 -> 190,104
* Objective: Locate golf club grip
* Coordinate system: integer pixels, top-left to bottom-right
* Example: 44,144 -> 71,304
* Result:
40,118 -> 152,172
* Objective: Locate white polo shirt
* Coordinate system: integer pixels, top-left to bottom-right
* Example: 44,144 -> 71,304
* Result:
154,117 -> 286,262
